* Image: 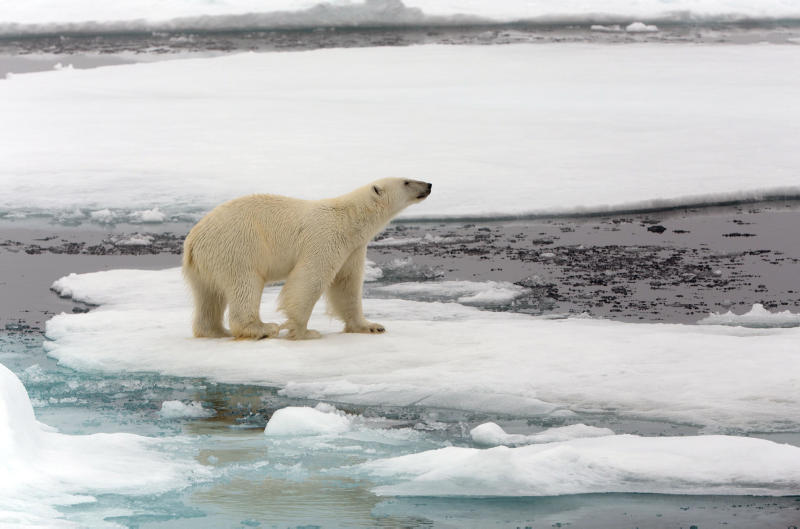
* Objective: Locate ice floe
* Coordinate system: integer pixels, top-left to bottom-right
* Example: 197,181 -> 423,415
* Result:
0,363 -> 210,527
3,45 -> 800,222
470,422 -> 614,447
698,303 -> 800,328
45,267 -> 800,432
358,434 -> 800,497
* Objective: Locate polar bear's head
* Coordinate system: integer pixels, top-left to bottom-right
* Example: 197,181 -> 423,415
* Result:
369,177 -> 432,216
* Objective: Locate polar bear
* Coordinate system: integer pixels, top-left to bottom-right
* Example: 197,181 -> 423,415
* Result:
182,178 -> 432,340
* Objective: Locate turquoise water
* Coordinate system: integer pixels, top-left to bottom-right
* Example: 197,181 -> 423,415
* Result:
2,331 -> 799,528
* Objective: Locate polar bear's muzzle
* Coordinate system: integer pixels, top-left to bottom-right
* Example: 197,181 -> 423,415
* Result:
407,181 -> 432,200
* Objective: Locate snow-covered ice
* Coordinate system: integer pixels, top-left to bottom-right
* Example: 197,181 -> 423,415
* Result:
0,363 -> 209,527
470,422 -> 615,447
698,303 -> 800,328
45,267 -> 800,433
358,434 -> 800,497
2,0 -> 799,36
3,45 -> 800,222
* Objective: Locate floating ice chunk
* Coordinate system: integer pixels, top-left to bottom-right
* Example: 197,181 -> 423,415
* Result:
471,422 -> 614,447
377,257 -> 443,282
363,259 -> 383,282
370,280 -> 527,306
264,404 -> 352,436
116,233 -> 153,246
53,62 -> 73,71
0,363 -> 210,527
590,24 -> 622,32
89,208 -> 115,224
159,400 -> 215,419
626,21 -> 659,32
130,207 -> 166,223
53,207 -> 86,223
698,303 -> 800,328
1,363 -> 42,461
359,434 -> 800,497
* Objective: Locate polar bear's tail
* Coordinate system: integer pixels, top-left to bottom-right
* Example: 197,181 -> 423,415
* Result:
182,235 -> 195,270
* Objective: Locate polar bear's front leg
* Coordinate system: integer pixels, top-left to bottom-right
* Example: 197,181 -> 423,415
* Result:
326,246 -> 386,335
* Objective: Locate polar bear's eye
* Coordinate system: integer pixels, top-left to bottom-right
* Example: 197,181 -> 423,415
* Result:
372,185 -> 382,196
404,181 -> 410,186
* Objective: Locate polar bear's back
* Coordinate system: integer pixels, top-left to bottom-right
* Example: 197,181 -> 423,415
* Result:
183,194 -> 310,285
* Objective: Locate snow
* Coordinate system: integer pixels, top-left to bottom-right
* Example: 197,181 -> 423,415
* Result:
159,400 -> 215,418
370,280 -> 527,305
698,303 -> 800,328
264,404 -> 352,436
470,422 -> 614,447
3,45 -> 800,222
2,0 -> 799,35
0,363 -> 209,527
45,267 -> 800,433
358,434 -> 800,497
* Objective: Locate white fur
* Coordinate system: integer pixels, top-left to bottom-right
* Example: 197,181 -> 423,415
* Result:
182,178 -> 431,340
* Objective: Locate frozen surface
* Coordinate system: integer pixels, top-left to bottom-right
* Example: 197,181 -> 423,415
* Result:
3,45 -> 800,222
2,0 -> 800,35
470,422 -> 615,447
698,303 -> 800,328
370,280 -> 528,305
45,267 -> 800,433
0,363 -> 209,528
358,434 -> 800,497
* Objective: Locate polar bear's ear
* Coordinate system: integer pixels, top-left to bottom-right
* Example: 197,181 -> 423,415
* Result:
372,185 -> 383,197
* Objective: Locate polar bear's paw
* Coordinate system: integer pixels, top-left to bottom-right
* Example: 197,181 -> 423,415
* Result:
344,321 -> 386,334
232,321 -> 280,340
285,327 -> 322,340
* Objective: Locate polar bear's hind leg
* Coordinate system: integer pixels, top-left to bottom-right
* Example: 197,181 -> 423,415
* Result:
187,275 -> 231,338
227,273 -> 280,339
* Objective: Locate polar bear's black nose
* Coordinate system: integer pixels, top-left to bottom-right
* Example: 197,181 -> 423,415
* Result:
427,183 -> 432,191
